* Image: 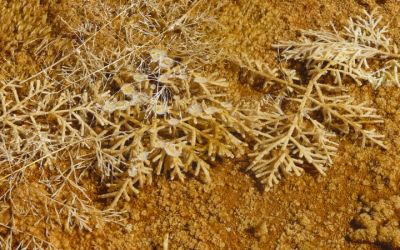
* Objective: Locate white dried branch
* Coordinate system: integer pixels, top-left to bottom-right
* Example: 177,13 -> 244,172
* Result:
274,10 -> 400,88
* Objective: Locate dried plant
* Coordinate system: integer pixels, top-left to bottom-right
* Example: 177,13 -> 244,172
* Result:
50,0 -> 267,208
0,2 -> 399,247
0,2 -> 266,241
274,10 -> 400,88
95,49 -> 271,207
233,10 -> 398,190
0,0 -> 231,246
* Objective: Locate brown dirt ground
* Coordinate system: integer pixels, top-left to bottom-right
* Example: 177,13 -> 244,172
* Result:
1,0 -> 400,249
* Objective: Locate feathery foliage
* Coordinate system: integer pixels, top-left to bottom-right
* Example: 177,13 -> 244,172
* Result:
274,10 -> 400,88
237,10 -> 398,190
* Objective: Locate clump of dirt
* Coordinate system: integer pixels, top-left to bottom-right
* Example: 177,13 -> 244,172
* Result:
350,195 -> 400,248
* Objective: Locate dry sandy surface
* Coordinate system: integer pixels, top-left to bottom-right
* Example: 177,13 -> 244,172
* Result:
1,0 -> 400,249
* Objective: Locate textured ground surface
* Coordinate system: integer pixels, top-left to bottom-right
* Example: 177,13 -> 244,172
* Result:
1,0 -> 400,249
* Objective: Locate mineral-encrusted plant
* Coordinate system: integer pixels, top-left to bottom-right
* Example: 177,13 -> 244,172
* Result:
244,10 -> 398,189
